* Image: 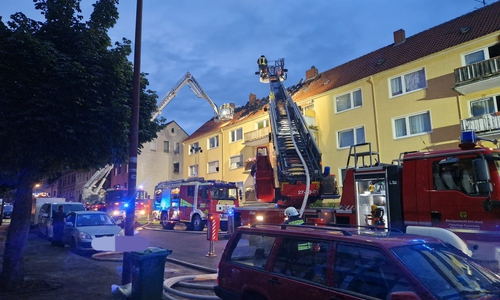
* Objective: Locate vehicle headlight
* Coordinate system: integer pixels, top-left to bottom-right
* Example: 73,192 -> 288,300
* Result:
79,232 -> 92,239
112,210 -> 120,216
256,215 -> 264,222
139,210 -> 145,215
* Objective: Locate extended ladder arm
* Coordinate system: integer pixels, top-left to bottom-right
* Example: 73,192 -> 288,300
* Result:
152,72 -> 232,121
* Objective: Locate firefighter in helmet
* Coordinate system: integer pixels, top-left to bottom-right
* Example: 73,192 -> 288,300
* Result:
283,207 -> 305,225
257,55 -> 268,78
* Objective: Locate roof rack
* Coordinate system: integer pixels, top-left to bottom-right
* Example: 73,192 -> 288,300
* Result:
249,223 -> 404,237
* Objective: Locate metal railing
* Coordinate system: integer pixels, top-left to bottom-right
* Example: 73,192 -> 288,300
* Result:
454,56 -> 500,84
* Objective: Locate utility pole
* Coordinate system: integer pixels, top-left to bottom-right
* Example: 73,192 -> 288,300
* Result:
122,0 -> 143,285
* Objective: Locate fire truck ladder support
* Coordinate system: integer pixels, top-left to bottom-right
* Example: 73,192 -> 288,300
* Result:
265,59 -> 323,216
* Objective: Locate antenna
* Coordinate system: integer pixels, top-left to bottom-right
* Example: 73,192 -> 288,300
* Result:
474,0 -> 488,9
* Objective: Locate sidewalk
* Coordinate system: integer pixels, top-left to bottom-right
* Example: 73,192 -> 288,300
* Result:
0,221 -> 212,300
0,222 -> 124,299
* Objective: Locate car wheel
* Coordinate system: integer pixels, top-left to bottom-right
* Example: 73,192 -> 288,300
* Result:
161,211 -> 175,230
190,215 -> 204,231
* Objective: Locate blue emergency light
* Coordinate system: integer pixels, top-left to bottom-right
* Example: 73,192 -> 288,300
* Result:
461,131 -> 477,144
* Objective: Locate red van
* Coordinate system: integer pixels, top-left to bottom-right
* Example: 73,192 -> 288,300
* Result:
215,224 -> 500,300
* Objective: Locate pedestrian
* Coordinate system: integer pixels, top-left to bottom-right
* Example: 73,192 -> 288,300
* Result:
257,55 -> 268,77
283,206 -> 304,225
51,205 -> 66,247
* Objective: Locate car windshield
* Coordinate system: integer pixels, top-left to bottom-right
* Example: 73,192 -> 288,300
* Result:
392,243 -> 500,299
4,205 -> 13,212
76,214 -> 115,227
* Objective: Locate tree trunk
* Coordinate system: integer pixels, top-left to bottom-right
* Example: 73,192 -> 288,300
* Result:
0,178 -> 34,291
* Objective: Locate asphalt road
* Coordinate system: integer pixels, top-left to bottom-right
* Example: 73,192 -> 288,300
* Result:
139,222 -> 229,270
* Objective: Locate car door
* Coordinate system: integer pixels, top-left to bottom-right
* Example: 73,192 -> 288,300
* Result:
38,204 -> 49,235
62,212 -> 76,245
264,238 -> 343,300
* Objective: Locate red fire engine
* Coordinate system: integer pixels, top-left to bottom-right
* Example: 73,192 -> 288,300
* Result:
233,59 -> 500,270
155,177 -> 239,231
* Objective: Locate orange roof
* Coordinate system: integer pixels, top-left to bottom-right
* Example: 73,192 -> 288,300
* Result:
294,1 -> 500,102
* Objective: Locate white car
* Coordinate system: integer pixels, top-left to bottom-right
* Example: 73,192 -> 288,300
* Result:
62,211 -> 123,252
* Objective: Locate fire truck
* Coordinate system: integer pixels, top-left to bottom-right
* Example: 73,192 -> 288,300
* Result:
89,187 -> 148,222
233,58 -> 500,269
155,177 -> 239,231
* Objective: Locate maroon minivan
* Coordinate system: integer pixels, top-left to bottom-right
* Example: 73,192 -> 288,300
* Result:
215,224 -> 500,300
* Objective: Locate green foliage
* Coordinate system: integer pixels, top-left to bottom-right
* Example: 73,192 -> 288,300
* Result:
0,0 -> 166,184
0,0 -> 166,290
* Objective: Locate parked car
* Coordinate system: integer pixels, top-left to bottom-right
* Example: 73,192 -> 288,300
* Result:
2,204 -> 13,219
38,202 -> 86,240
61,211 -> 123,252
215,224 -> 500,300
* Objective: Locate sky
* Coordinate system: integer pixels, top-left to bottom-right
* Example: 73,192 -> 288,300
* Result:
0,0 -> 490,135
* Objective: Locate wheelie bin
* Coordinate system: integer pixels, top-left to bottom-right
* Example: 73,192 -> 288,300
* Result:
124,247 -> 172,300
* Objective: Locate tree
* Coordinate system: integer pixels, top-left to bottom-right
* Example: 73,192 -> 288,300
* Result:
0,0 -> 166,290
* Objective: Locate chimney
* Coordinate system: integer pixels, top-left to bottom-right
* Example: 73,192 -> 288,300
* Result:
249,93 -> 257,106
306,66 -> 318,80
393,29 -> 406,45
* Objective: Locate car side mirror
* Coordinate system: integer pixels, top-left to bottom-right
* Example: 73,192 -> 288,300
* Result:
389,291 -> 421,300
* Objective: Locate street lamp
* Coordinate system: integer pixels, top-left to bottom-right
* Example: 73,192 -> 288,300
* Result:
190,146 -> 202,176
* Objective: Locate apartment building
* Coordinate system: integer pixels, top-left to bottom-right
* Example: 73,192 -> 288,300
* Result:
182,2 -> 500,197
109,120 -> 188,199
292,2 -> 500,187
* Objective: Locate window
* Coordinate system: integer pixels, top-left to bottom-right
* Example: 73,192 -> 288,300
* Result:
230,155 -> 243,170
189,165 -> 198,176
470,96 -> 500,117
208,136 -> 219,149
230,128 -> 243,143
150,140 -> 157,151
463,45 -> 500,65
174,142 -> 180,154
228,233 -> 276,270
208,161 -> 219,173
393,111 -> 431,138
335,243 -> 413,299
173,162 -> 180,173
272,238 -> 330,285
189,142 -> 201,155
336,89 -> 362,112
432,158 -> 481,195
164,141 -> 170,153
171,127 -> 175,133
338,127 -> 365,149
390,68 -> 426,97
256,119 -> 269,129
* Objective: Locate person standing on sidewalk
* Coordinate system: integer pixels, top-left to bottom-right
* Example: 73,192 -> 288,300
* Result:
51,205 -> 66,247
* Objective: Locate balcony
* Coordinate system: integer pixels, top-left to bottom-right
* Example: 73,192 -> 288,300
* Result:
244,127 -> 270,147
460,112 -> 500,134
453,56 -> 500,95
244,160 -> 255,173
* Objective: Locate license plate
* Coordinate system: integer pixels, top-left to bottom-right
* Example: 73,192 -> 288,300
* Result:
216,204 -> 235,212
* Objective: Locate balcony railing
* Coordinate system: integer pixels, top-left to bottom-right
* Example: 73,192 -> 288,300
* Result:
454,56 -> 500,84
460,112 -> 500,134
244,127 -> 270,143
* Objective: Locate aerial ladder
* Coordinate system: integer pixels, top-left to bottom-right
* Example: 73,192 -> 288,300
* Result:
253,59 -> 326,215
151,72 -> 234,121
82,164 -> 114,203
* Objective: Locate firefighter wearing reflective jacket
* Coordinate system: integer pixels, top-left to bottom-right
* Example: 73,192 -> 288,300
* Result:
257,55 -> 268,77
283,207 -> 304,225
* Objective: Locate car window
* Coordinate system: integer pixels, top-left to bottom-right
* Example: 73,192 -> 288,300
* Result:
228,233 -> 275,269
66,213 -> 75,224
334,243 -> 414,299
392,243 -> 500,299
272,238 -> 330,285
62,204 -> 85,214
76,214 -> 115,227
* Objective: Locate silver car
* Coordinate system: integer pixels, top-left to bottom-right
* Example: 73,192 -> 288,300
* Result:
62,211 -> 123,252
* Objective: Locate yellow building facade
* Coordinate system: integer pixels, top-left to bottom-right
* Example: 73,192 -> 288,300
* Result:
182,3 -> 500,197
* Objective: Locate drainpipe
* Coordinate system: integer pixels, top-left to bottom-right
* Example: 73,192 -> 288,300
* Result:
367,76 -> 381,153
